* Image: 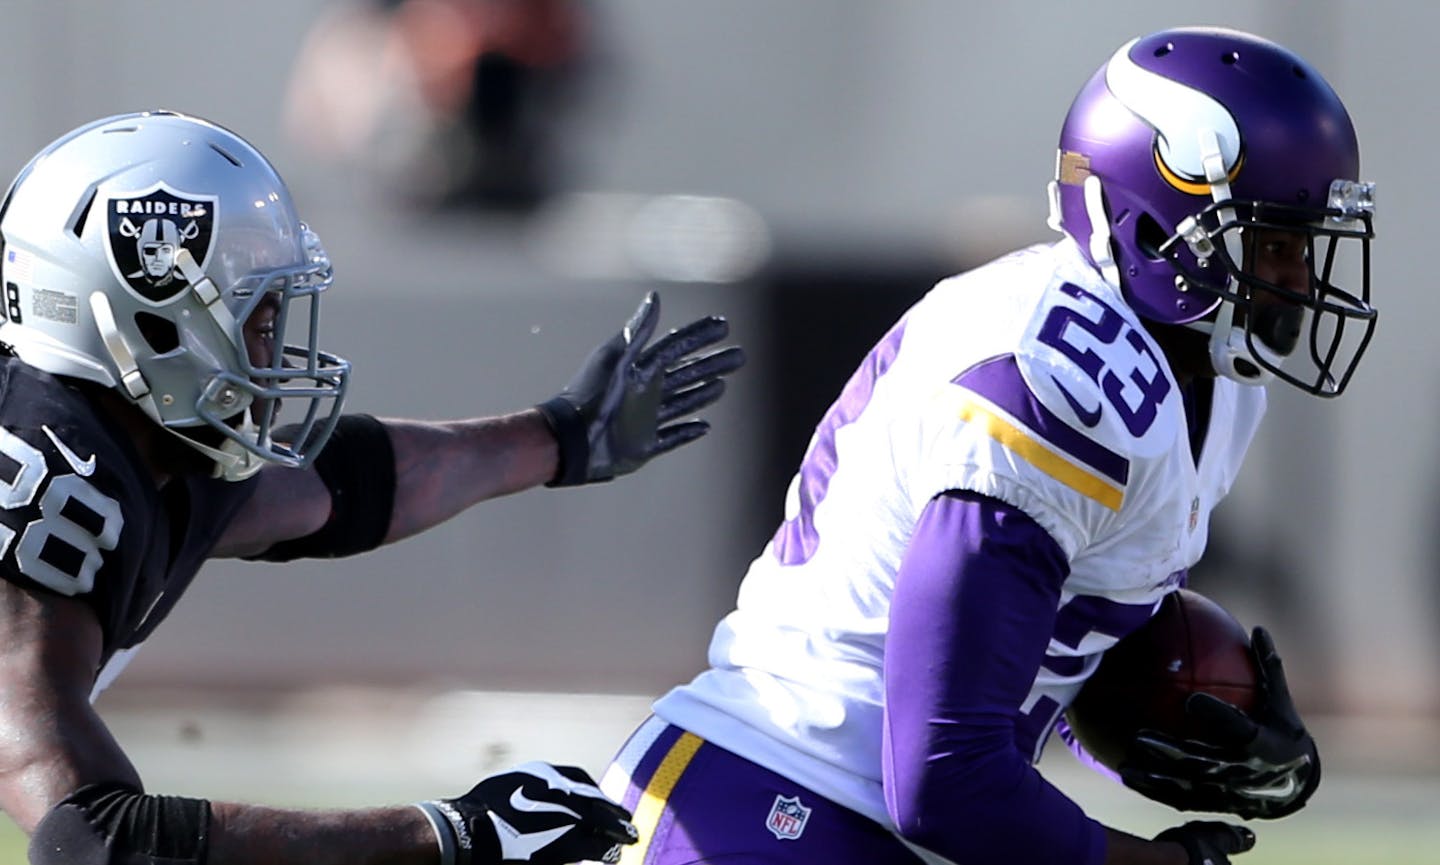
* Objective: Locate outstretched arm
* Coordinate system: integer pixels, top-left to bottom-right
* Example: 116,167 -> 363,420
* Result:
0,580 -> 633,865
216,292 -> 743,558
381,408 -> 560,544
0,579 -> 435,864
385,290 -> 745,541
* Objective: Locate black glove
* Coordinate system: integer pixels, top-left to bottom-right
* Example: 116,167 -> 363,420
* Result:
537,291 -> 746,486
417,762 -> 638,864
1120,627 -> 1321,820
1154,821 -> 1256,865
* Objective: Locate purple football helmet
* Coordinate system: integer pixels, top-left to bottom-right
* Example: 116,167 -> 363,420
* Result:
1047,27 -> 1376,396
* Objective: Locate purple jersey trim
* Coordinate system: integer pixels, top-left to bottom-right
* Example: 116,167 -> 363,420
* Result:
882,490 -> 1106,865
955,355 -> 1129,486
773,318 -> 907,565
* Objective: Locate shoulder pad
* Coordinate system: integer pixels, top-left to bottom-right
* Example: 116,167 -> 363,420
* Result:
1016,280 -> 1183,461
953,353 -> 1136,515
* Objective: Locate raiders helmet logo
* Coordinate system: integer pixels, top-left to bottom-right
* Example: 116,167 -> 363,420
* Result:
104,183 -> 217,303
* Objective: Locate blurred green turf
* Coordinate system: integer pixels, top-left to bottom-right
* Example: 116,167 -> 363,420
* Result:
2,818 -> 22,862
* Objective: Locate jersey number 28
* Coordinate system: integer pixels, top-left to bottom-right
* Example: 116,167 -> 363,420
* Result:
0,427 -> 123,596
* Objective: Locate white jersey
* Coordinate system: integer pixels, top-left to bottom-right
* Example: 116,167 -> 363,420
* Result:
654,238 -> 1265,827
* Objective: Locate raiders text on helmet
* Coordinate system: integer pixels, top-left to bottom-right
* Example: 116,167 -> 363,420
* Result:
106,184 -> 217,303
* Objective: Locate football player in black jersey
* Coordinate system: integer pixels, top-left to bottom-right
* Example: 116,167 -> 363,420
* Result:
0,112 -> 743,865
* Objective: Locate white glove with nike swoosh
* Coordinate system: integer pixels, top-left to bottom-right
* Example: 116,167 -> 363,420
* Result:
417,762 -> 638,865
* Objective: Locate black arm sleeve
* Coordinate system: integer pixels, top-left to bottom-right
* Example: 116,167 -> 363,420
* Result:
29,781 -> 210,865
248,413 -> 397,562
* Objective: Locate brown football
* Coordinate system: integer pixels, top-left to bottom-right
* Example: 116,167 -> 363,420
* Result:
1065,588 -> 1259,772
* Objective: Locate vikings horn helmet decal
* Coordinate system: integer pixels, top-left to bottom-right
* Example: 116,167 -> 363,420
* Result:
1102,40 -> 1245,196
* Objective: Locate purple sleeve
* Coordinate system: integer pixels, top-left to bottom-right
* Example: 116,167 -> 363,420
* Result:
882,490 -> 1107,865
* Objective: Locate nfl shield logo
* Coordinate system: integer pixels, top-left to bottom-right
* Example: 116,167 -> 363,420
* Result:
765,794 -> 810,841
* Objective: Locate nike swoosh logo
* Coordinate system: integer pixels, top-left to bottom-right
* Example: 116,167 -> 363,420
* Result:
42,425 -> 96,476
1051,376 -> 1102,427
488,812 -> 575,860
1245,773 -> 1300,800
510,787 -> 581,818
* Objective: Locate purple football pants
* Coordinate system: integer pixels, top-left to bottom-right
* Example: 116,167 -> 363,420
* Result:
598,716 -> 928,865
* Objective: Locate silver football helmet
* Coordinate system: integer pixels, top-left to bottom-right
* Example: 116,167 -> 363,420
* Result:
0,111 -> 350,480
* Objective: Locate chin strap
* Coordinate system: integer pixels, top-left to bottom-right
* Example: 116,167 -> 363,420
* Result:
197,423 -> 267,481
1185,304 -> 1276,386
89,291 -> 152,403
1082,175 -> 1121,290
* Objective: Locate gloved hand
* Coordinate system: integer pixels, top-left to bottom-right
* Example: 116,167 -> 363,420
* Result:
1154,821 -> 1256,865
537,291 -> 746,486
417,762 -> 638,864
1120,627 -> 1321,820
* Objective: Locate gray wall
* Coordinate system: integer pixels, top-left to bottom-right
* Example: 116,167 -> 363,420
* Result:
1,2 -> 1432,719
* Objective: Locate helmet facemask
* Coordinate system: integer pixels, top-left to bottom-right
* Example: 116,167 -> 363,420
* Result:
1160,182 -> 1376,396
171,226 -> 348,479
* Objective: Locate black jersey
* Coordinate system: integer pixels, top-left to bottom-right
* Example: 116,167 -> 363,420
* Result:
0,356 -> 258,665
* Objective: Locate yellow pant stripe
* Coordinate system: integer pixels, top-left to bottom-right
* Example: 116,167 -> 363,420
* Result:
620,731 -> 704,865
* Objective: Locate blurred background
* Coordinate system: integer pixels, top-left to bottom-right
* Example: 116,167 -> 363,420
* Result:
0,0 -> 1435,862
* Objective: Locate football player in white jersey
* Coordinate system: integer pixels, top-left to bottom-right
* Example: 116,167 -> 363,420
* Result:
0,112 -> 744,865
596,27 -> 1375,865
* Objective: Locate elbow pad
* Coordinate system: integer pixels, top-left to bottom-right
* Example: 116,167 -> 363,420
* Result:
250,413 -> 397,562
29,781 -> 210,865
